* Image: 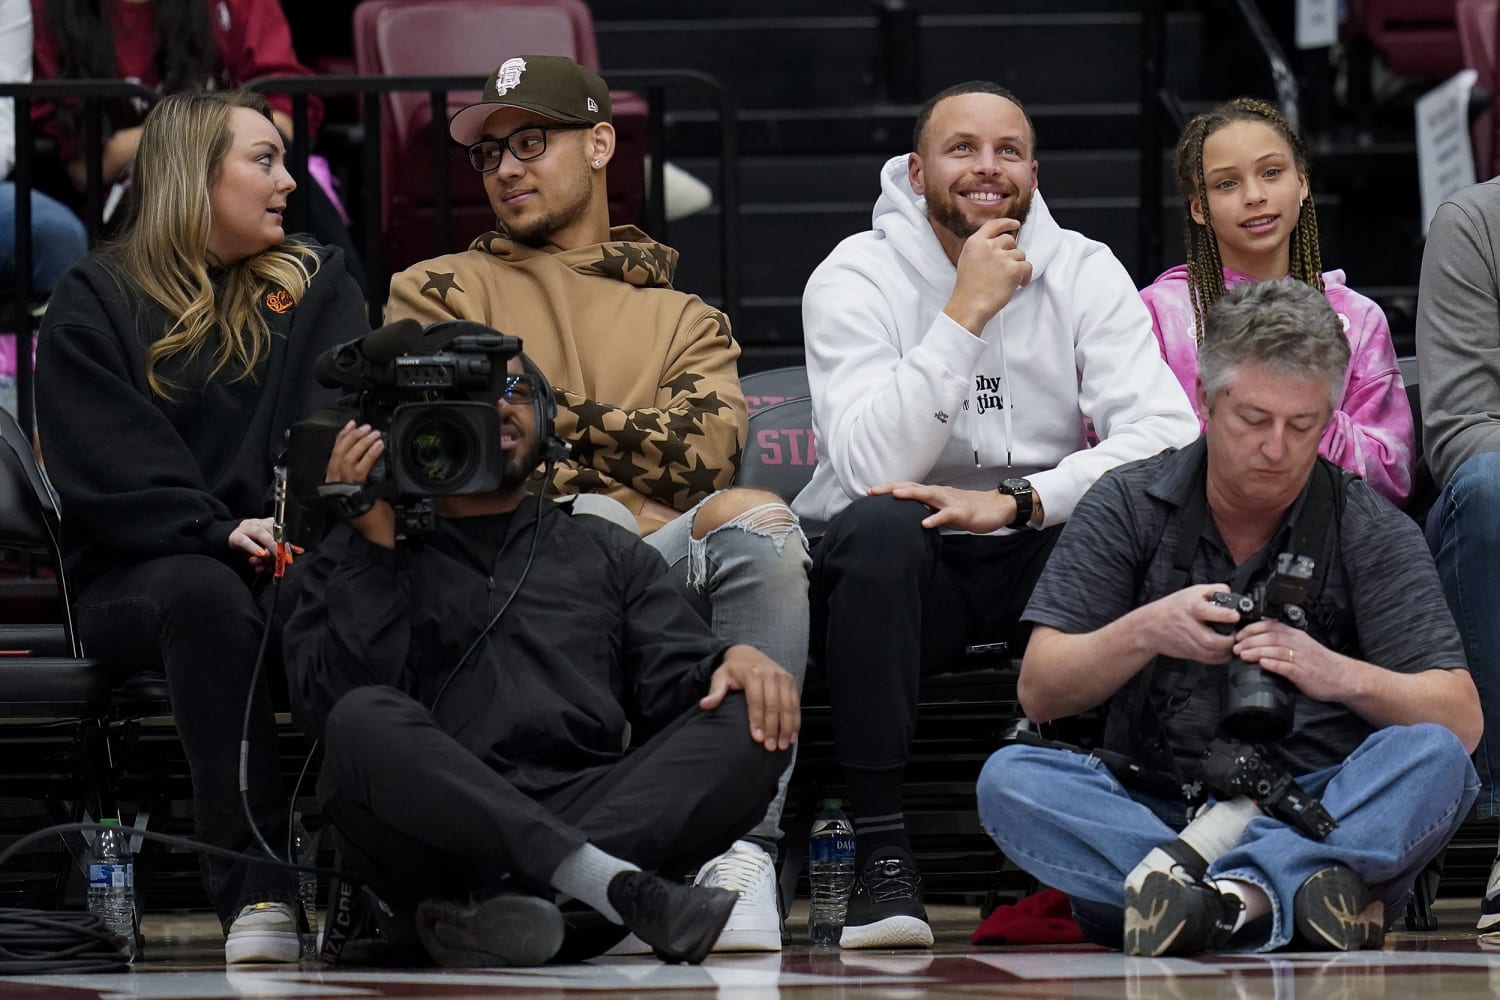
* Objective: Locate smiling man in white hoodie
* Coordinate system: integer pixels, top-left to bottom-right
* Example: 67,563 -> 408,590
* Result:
795,82 -> 1198,949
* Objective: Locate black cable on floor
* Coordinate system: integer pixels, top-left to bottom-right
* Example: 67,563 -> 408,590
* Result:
0,909 -> 127,973
0,821 -> 359,974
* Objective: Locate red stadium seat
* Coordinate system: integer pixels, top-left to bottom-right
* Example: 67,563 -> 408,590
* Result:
1350,0 -> 1464,78
351,0 -> 647,275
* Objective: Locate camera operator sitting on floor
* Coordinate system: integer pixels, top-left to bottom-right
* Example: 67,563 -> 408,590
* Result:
976,278 -> 1481,957
280,325 -> 798,967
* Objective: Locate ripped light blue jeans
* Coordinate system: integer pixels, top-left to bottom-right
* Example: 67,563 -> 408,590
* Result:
644,491 -> 811,857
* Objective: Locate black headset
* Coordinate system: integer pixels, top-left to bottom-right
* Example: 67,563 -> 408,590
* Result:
518,352 -> 570,469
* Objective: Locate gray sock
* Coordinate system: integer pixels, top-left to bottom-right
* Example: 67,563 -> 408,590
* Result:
549,844 -> 639,924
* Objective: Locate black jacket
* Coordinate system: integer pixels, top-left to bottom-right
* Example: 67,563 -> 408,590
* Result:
283,500 -> 728,794
35,244 -> 367,590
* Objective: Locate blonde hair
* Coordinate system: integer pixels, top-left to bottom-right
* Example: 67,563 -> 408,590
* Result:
107,89 -> 320,398
1173,97 -> 1324,346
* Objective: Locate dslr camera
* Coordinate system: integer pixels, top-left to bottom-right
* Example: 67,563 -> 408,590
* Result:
1209,551 -> 1316,744
286,318 -> 538,537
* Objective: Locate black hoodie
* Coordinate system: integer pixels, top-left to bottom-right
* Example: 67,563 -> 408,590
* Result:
35,244 -> 367,591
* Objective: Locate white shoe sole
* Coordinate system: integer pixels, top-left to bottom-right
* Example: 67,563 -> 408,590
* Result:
602,932 -> 652,956
225,929 -> 300,965
838,916 -> 933,950
711,925 -> 783,952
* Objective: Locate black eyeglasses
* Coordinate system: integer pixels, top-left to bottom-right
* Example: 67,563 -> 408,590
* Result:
499,373 -> 541,404
466,125 -> 588,173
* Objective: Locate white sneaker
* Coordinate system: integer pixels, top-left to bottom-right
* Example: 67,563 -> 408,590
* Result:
226,901 -> 301,965
694,840 -> 782,952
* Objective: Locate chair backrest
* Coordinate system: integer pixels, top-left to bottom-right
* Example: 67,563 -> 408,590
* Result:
0,409 -> 81,657
740,365 -> 810,415
0,422 -> 57,558
734,396 -> 817,503
351,0 -> 644,274
1356,0 -> 1464,77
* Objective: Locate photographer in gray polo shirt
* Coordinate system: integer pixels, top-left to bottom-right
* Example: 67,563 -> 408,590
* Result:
977,279 -> 1479,958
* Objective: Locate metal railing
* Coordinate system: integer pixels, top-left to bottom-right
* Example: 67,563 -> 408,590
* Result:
0,80 -> 162,434
2,70 -> 739,432
243,70 -> 740,324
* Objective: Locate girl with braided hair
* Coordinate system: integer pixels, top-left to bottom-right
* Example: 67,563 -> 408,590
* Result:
1141,97 -> 1415,506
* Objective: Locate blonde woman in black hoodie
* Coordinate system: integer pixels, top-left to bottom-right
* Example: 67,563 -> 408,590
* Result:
35,88 -> 366,965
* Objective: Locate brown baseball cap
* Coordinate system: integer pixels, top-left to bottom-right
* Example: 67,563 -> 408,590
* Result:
449,55 -> 612,145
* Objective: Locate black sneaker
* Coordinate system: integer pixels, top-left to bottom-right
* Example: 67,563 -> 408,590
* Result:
1123,870 -> 1241,957
1292,866 -> 1384,951
607,870 -> 737,965
414,892 -> 565,967
839,855 -> 933,949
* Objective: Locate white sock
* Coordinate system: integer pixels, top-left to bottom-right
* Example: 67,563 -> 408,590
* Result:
1217,878 -> 1271,932
549,844 -> 639,925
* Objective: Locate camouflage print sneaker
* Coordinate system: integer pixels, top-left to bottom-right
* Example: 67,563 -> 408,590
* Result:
1123,870 -> 1241,957
1292,866 -> 1384,951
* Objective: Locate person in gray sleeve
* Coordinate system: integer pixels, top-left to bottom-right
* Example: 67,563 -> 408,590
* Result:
1416,175 -> 1500,943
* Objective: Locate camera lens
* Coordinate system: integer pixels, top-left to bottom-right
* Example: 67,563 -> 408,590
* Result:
401,412 -> 478,490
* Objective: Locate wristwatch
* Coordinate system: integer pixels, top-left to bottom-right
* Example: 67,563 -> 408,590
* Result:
998,477 -> 1034,530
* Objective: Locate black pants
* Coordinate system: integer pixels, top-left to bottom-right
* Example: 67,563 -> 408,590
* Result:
810,494 -> 1061,770
316,686 -> 789,944
76,554 -> 296,930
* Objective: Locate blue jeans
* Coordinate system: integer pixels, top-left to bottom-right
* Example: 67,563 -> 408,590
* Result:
1427,451 -> 1500,818
0,183 -> 88,292
646,491 -> 810,856
978,724 -> 1478,951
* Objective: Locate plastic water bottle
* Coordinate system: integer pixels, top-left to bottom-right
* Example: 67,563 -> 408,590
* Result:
807,798 -> 855,945
87,819 -> 135,961
293,814 -> 319,958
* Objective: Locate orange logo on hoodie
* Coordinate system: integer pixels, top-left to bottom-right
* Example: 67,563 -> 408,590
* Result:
265,289 -> 294,314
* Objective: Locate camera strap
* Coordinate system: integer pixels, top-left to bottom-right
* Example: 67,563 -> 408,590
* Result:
1123,454 -> 1350,782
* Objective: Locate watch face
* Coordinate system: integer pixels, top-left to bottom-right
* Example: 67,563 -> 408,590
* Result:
1002,478 -> 1031,494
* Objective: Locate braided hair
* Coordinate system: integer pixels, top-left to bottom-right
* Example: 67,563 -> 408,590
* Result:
1173,97 -> 1324,345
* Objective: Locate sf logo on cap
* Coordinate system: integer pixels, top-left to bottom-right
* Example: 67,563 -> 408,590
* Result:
496,57 -> 527,96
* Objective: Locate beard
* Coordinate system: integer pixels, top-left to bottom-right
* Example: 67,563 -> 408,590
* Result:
926,182 -> 1034,240
500,153 -> 595,247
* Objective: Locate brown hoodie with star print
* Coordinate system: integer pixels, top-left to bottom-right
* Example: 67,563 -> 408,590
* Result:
386,225 -> 746,533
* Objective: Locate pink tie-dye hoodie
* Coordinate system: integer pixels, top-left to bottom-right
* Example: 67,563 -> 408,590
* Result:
1140,264 -> 1415,507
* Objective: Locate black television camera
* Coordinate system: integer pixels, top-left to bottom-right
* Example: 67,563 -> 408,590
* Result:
1209,551 -> 1317,744
285,318 -> 533,538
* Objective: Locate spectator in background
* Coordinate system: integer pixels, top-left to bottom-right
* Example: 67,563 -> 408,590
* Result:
29,0 -> 363,287
35,90 -> 368,965
794,80 -> 1197,949
0,0 -> 85,298
1141,97 -> 1414,507
1416,175 -> 1500,944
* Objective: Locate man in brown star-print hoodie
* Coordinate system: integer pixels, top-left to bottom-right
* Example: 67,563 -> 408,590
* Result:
384,54 -> 810,956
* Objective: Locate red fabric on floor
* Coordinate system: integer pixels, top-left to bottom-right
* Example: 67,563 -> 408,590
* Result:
971,888 -> 1085,945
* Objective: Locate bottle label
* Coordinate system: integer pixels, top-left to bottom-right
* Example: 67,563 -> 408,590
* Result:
89,863 -> 132,888
809,832 -> 855,864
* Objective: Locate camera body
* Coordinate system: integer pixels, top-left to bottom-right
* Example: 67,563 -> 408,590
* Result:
286,321 -> 530,537
1209,552 -> 1316,744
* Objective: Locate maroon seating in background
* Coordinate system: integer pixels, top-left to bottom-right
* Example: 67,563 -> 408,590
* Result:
351,0 -> 647,276
1457,0 -> 1500,179
1350,0 -> 1464,78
